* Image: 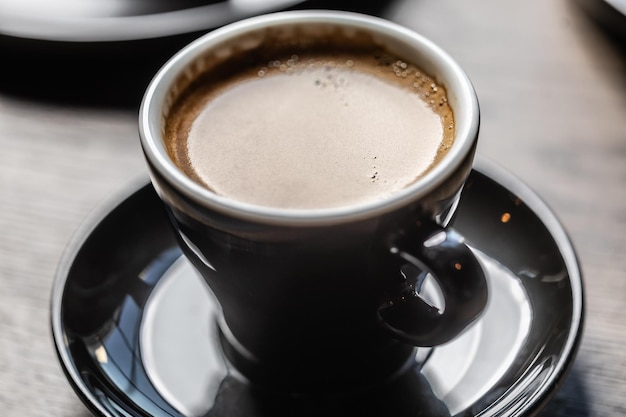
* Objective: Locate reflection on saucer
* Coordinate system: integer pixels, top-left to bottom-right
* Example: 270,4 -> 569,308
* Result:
422,251 -> 532,415
139,251 -> 533,416
142,258 -> 226,416
139,249 -> 532,416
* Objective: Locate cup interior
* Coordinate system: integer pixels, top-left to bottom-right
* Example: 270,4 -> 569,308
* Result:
139,11 -> 479,224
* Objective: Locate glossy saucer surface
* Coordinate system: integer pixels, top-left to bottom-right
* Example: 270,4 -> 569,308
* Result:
51,159 -> 584,416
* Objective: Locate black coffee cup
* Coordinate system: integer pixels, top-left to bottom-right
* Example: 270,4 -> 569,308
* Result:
139,11 -> 486,393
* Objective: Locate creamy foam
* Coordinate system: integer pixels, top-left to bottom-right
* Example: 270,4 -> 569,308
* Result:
166,50 -> 454,210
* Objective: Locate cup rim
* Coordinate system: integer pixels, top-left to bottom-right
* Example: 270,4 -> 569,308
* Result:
139,10 -> 480,226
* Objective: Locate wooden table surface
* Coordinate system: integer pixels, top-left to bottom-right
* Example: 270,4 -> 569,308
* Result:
1,0 -> 624,416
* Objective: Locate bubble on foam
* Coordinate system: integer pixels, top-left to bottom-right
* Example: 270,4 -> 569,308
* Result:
214,46 -> 232,60
286,55 -> 299,67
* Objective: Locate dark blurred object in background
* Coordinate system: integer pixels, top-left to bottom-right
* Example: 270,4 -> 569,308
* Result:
0,0 -> 395,108
576,0 -> 626,42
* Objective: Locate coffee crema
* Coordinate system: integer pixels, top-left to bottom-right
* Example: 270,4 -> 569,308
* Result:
165,43 -> 454,210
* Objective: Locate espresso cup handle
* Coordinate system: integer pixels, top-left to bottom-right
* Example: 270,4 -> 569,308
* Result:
377,221 -> 488,346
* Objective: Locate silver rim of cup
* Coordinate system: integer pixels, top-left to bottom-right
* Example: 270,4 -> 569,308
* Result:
139,10 -> 480,226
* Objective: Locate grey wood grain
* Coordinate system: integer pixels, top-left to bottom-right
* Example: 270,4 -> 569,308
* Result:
0,0 -> 624,415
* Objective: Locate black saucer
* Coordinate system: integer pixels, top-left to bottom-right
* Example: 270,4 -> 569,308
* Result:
51,157 -> 584,416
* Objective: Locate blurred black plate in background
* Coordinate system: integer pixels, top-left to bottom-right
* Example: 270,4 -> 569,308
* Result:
576,0 -> 626,42
0,0 -> 307,42
0,0 -> 391,107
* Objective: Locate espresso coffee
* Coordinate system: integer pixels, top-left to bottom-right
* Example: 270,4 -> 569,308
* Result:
165,35 -> 454,210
